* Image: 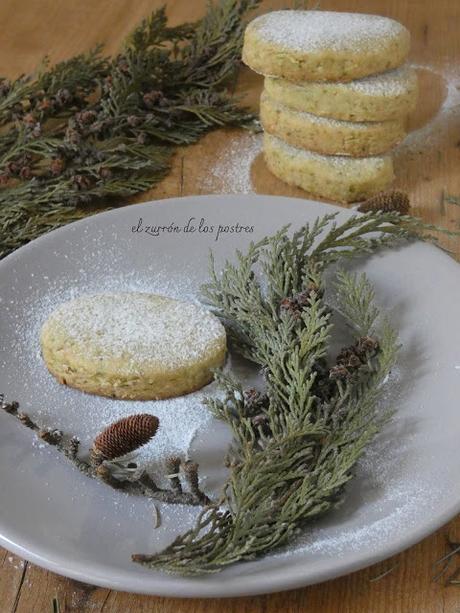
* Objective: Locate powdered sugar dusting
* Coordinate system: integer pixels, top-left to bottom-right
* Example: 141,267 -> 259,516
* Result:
274,420 -> 442,560
2,259 -> 235,497
251,10 -> 407,53
270,64 -> 416,99
42,292 -> 224,372
347,64 -> 417,96
267,134 -> 390,168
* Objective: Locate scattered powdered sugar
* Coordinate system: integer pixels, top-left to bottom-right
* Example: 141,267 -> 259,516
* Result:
251,10 -> 406,53
200,131 -> 262,194
395,63 -> 460,156
42,292 -> 224,372
5,556 -> 25,570
271,367 -> 442,561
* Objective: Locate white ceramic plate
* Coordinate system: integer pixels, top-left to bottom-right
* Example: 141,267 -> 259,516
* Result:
1,195 -> 460,597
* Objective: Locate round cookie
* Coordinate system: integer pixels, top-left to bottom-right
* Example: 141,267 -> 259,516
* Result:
263,133 -> 394,203
242,10 -> 410,82
40,293 -> 226,400
264,65 -> 418,122
260,91 -> 405,157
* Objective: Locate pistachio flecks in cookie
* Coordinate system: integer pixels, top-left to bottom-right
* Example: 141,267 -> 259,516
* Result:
263,133 -> 394,203
264,65 -> 418,123
242,10 -> 410,82
40,293 -> 226,400
260,91 -> 406,157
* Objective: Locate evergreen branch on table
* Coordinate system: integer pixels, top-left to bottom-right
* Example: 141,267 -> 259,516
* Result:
442,192 -> 460,207
0,0 -> 260,258
132,212 -> 410,575
0,46 -> 108,127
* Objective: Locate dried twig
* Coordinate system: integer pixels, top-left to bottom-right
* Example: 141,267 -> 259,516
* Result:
0,396 -> 209,506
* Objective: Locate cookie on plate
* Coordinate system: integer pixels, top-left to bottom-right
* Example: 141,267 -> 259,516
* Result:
260,91 -> 405,156
264,65 -> 418,122
263,133 -> 394,203
40,293 -> 226,400
242,10 -> 410,82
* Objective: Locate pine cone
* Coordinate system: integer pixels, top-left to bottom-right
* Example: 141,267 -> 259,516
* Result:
355,335 -> 380,357
329,364 -> 350,380
280,285 -> 322,318
358,190 -> 410,215
330,335 -> 380,381
92,414 -> 159,460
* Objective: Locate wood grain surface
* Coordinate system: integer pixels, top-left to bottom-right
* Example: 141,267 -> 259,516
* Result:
1,0 -> 460,611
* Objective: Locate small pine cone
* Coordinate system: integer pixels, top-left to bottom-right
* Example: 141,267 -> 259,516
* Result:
243,387 -> 261,408
358,190 -> 410,215
31,123 -> 41,138
243,388 -> 269,415
300,282 -> 322,302
37,98 -> 53,112
1,399 -> 18,413
6,161 -> 19,175
65,126 -> 81,144
98,166 -> 112,180
76,110 -> 97,125
165,456 -> 181,475
18,412 -> 35,428
293,290 -> 311,308
19,166 -> 32,180
143,90 -> 163,108
127,115 -> 141,127
50,158 -> 65,176
355,335 -> 380,357
280,297 -> 295,310
39,428 -> 63,445
21,99 -> 32,111
280,297 -> 301,319
67,436 -> 80,458
23,113 -> 36,126
329,364 -> 350,380
55,88 -> 71,106
336,347 -> 362,368
117,59 -> 130,74
0,79 -> 10,96
71,174 -> 93,190
92,414 -> 159,461
251,413 -> 268,427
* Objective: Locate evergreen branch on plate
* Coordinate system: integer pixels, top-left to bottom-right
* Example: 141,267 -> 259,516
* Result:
132,212 -> 407,575
334,269 -> 379,337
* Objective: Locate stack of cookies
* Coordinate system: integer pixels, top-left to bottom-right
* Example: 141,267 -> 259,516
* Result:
242,10 -> 418,203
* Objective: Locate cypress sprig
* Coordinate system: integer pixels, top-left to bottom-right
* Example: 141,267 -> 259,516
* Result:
132,212 -> 417,575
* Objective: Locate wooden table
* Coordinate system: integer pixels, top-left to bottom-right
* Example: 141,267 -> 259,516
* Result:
1,0 -> 460,611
